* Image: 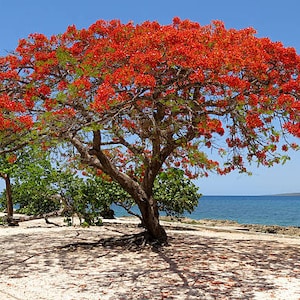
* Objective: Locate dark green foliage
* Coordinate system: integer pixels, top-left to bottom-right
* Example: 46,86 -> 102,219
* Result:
154,168 -> 201,217
99,168 -> 201,218
11,170 -> 60,216
54,173 -> 111,225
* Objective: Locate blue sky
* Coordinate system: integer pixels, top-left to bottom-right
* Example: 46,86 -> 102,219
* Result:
0,0 -> 299,195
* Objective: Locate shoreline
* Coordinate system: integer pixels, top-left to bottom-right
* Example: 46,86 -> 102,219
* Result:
160,216 -> 300,237
1,212 -> 300,238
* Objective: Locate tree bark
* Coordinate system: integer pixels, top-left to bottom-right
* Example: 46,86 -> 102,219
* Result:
4,174 -> 13,221
138,196 -> 167,244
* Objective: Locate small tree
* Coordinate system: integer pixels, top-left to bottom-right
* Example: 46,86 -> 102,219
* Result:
52,171 -> 108,225
0,147 -> 60,217
1,18 -> 299,243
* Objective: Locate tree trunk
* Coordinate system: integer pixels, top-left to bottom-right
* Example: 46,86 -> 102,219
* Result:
68,134 -> 168,243
138,196 -> 167,244
5,174 -> 13,222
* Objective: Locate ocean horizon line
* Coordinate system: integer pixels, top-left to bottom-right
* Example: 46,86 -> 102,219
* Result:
202,193 -> 300,197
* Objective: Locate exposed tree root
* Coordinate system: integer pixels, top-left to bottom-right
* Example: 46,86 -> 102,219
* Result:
44,217 -> 60,227
59,231 -> 167,251
7,219 -> 19,226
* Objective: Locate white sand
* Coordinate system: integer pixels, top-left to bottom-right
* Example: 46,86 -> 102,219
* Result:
0,216 -> 299,299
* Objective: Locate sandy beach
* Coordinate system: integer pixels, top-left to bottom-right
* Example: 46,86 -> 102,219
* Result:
0,216 -> 299,300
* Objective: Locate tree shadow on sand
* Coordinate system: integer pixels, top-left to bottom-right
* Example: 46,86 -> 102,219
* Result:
0,224 -> 299,299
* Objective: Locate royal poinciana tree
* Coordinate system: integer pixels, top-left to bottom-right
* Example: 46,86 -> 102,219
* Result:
0,18 -> 299,243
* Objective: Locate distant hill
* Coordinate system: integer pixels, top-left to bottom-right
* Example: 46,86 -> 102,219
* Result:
272,193 -> 300,196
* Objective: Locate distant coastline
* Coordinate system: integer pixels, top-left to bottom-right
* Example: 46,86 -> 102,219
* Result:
271,193 -> 300,196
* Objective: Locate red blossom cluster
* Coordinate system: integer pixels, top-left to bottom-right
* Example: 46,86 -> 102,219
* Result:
0,17 -> 299,176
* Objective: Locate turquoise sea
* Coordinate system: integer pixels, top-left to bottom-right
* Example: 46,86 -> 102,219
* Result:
113,195 -> 300,227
